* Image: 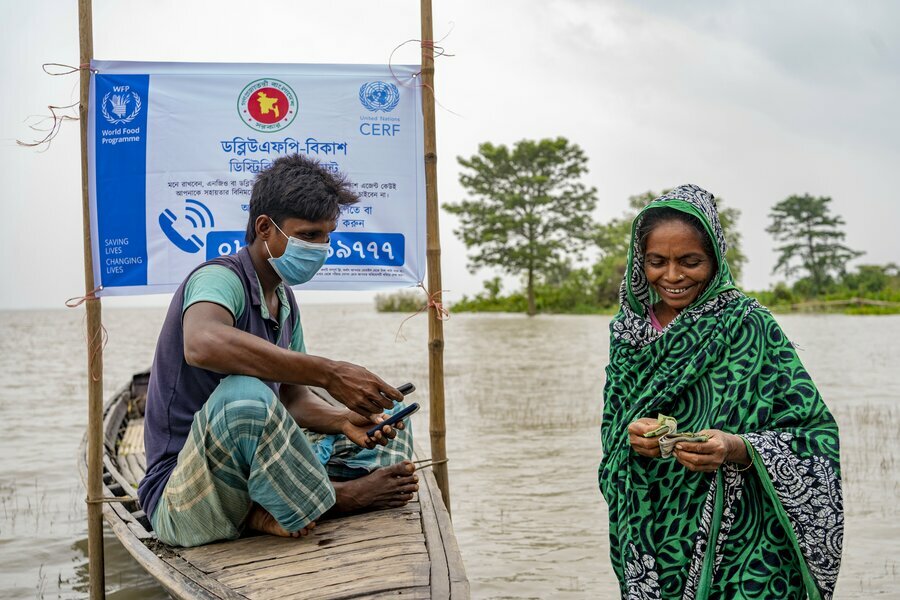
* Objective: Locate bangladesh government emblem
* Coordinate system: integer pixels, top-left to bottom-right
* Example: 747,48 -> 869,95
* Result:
358,81 -> 400,113
238,79 -> 298,132
101,91 -> 142,125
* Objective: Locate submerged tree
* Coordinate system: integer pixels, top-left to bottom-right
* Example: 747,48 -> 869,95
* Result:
766,194 -> 863,295
446,138 -> 597,316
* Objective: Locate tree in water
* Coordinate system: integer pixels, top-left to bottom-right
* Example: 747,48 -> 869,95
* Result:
766,194 -> 863,295
446,138 -> 597,316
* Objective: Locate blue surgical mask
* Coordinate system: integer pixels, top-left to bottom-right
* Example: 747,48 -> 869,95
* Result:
265,221 -> 330,286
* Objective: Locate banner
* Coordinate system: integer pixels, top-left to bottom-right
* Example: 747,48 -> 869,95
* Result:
87,61 -> 425,295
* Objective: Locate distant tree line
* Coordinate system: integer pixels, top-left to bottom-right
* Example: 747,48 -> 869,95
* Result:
432,137 -> 899,316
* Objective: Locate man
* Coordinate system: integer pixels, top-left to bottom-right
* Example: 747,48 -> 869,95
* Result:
138,154 -> 417,548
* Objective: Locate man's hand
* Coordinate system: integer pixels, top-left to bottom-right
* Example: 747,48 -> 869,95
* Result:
325,361 -> 402,417
628,417 -> 663,458
341,411 -> 404,449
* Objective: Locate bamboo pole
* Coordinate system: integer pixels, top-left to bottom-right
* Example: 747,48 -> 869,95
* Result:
78,1 -> 106,598
419,0 -> 451,514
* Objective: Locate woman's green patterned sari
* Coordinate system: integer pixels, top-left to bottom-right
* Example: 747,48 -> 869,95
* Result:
599,185 -> 842,599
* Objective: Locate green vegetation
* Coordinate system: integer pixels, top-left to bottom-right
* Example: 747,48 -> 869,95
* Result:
452,263 -> 900,316
451,275 -> 615,314
445,138 -> 598,316
374,289 -> 427,312
750,264 -> 900,314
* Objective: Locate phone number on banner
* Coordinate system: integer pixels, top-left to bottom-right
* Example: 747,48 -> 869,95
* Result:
206,231 -> 405,267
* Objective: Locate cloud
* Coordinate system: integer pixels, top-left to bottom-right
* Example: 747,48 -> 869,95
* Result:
1,0 -> 898,309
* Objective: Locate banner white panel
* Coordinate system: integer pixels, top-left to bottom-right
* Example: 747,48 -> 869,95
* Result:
88,61 -> 425,295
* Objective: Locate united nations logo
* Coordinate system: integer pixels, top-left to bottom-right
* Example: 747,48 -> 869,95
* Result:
238,79 -> 298,133
359,81 -> 400,113
101,91 -> 142,125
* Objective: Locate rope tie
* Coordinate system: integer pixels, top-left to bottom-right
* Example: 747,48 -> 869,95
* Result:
413,458 -> 449,470
43,62 -> 97,76
16,63 -> 96,149
65,285 -> 103,308
386,25 -> 462,117
395,282 -> 450,342
66,285 -> 108,381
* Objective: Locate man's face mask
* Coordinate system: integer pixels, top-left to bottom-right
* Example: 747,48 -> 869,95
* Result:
264,219 -> 330,286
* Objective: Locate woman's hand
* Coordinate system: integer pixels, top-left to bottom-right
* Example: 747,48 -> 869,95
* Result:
673,430 -> 749,472
628,418 -> 664,458
341,411 -> 404,449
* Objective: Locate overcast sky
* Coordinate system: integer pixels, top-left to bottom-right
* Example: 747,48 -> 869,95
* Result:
1,0 -> 898,310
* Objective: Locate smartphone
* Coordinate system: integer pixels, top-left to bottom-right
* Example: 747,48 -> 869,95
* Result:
377,382 -> 415,404
395,383 -> 416,396
367,382 -> 417,437
366,402 -> 420,438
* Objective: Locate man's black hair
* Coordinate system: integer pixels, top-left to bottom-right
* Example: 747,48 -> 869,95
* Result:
245,154 -> 358,243
636,207 -> 718,272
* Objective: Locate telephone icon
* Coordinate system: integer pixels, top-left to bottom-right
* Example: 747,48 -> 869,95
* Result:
159,209 -> 203,253
158,199 -> 216,254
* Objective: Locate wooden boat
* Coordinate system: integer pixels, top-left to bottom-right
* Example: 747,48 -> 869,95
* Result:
78,371 -> 469,599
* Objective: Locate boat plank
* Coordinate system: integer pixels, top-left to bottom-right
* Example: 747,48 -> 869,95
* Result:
126,453 -> 145,484
219,542 -> 427,588
120,417 -> 144,454
104,491 -> 138,525
180,507 -> 422,573
358,589 -> 432,600
100,478 -> 141,527
103,392 -> 128,451
165,556 -> 250,600
116,456 -> 139,490
127,520 -> 154,540
214,533 -> 426,584
119,417 -> 148,472
104,455 -> 138,495
240,554 -> 430,600
424,469 -> 470,598
416,465 -> 450,598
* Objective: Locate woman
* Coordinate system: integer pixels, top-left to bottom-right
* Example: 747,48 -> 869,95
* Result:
599,185 -> 842,599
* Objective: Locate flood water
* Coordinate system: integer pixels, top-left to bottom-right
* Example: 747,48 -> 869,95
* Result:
0,306 -> 897,599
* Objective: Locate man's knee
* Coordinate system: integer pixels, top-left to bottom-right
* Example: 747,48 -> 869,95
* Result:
201,376 -> 288,466
207,375 -> 276,414
204,375 -> 282,440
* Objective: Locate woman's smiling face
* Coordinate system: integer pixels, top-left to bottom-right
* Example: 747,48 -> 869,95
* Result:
643,219 -> 714,315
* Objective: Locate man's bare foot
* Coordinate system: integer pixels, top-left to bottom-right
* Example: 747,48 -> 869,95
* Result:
332,461 -> 419,512
247,503 -> 315,538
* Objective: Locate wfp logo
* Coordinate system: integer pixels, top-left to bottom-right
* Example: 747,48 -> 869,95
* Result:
158,199 -> 215,254
102,86 -> 142,125
359,81 -> 400,112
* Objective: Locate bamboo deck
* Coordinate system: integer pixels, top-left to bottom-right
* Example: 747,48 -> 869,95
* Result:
79,373 -> 468,599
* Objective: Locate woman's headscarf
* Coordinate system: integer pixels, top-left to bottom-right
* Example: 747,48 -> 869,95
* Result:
614,184 -> 743,349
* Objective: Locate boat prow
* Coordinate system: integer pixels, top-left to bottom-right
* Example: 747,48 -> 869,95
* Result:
78,372 -> 469,599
